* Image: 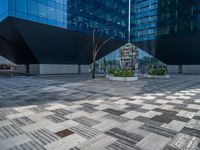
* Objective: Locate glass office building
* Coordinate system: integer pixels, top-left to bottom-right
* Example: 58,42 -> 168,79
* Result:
0,0 -> 128,40
0,0 -> 128,65
131,0 -> 200,65
131,0 -> 200,42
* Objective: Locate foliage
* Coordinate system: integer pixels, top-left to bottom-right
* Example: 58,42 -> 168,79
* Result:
108,68 -> 134,77
148,67 -> 168,75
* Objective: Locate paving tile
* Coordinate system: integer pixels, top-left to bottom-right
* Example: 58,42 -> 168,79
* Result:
93,119 -> 121,132
12,116 -> 35,127
134,116 -> 163,127
118,120 -> 144,132
28,128 -> 60,146
161,120 -> 187,132
77,134 -> 117,150
0,124 -> 24,140
78,106 -> 98,113
136,133 -> 171,150
181,127 -> 200,138
106,140 -> 142,150
151,114 -> 174,124
164,133 -> 200,150
105,128 -> 143,146
1,75 -> 200,149
103,108 -> 126,116
44,134 -> 86,150
46,120 -> 79,133
122,111 -> 143,119
102,114 -> 130,123
0,134 -> 32,150
6,141 -> 45,150
177,110 -> 196,119
141,110 -> 162,118
45,114 -> 68,123
73,116 -> 101,127
140,123 -> 178,138
70,124 -> 101,139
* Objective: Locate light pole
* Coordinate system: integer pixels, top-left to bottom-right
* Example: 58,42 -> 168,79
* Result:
92,24 -> 113,79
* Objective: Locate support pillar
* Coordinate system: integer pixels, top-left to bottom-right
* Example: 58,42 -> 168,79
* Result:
178,65 -> 182,74
26,64 -> 30,76
78,64 -> 81,74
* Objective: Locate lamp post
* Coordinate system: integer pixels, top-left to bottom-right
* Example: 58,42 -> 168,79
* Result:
92,23 -> 113,79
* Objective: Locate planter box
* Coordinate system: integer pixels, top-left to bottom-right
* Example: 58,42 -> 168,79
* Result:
106,74 -> 138,81
145,74 -> 170,79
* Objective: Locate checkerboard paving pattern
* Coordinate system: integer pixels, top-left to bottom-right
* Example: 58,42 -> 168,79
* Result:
0,75 -> 200,150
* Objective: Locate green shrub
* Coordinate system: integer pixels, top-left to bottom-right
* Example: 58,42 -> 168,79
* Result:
108,68 -> 134,77
148,67 -> 168,75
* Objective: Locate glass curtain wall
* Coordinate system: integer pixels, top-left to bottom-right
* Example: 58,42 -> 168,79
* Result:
131,0 -> 158,42
1,0 -> 128,41
67,0 -> 128,40
7,0 -> 68,28
0,0 -> 8,22
131,0 -> 200,43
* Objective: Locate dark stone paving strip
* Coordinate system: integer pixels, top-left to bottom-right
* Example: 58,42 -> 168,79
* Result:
0,124 -> 24,140
193,116 -> 200,120
81,103 -> 98,108
105,128 -> 143,146
12,117 -> 35,127
70,124 -> 101,139
173,116 -> 190,122
78,106 -> 98,113
143,101 -> 162,106
103,108 -> 126,116
134,116 -> 163,127
0,114 -> 6,121
106,140 -> 142,150
69,147 -> 81,150
7,141 -> 46,150
151,114 -> 173,124
181,127 -> 200,138
173,106 -> 199,112
140,124 -> 178,138
0,108 -> 18,116
103,114 -> 130,123
44,114 -> 68,123
153,108 -> 178,115
73,116 -> 101,127
52,108 -> 72,116
133,108 -> 149,113
125,103 -> 142,109
29,129 -> 60,146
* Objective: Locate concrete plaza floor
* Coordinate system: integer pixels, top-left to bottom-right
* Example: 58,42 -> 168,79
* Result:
0,74 -> 200,150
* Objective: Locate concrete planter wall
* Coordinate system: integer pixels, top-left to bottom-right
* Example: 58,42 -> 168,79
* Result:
106,74 -> 138,81
145,74 -> 170,79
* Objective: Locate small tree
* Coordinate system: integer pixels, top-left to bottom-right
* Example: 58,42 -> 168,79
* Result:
92,26 -> 113,79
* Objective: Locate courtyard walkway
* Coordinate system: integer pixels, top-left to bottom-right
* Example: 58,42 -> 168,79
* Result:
0,74 -> 200,150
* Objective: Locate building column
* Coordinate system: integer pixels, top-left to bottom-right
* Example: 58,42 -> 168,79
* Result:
178,65 -> 182,74
26,64 -> 30,76
78,64 -> 81,74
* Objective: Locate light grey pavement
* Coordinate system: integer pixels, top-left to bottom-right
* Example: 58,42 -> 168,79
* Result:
0,74 -> 200,150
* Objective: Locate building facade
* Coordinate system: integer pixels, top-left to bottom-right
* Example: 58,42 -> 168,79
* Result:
131,0 -> 200,65
0,0 -> 128,68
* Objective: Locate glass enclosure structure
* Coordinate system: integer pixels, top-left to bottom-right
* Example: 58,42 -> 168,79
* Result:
96,45 -> 166,74
0,0 -> 128,41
